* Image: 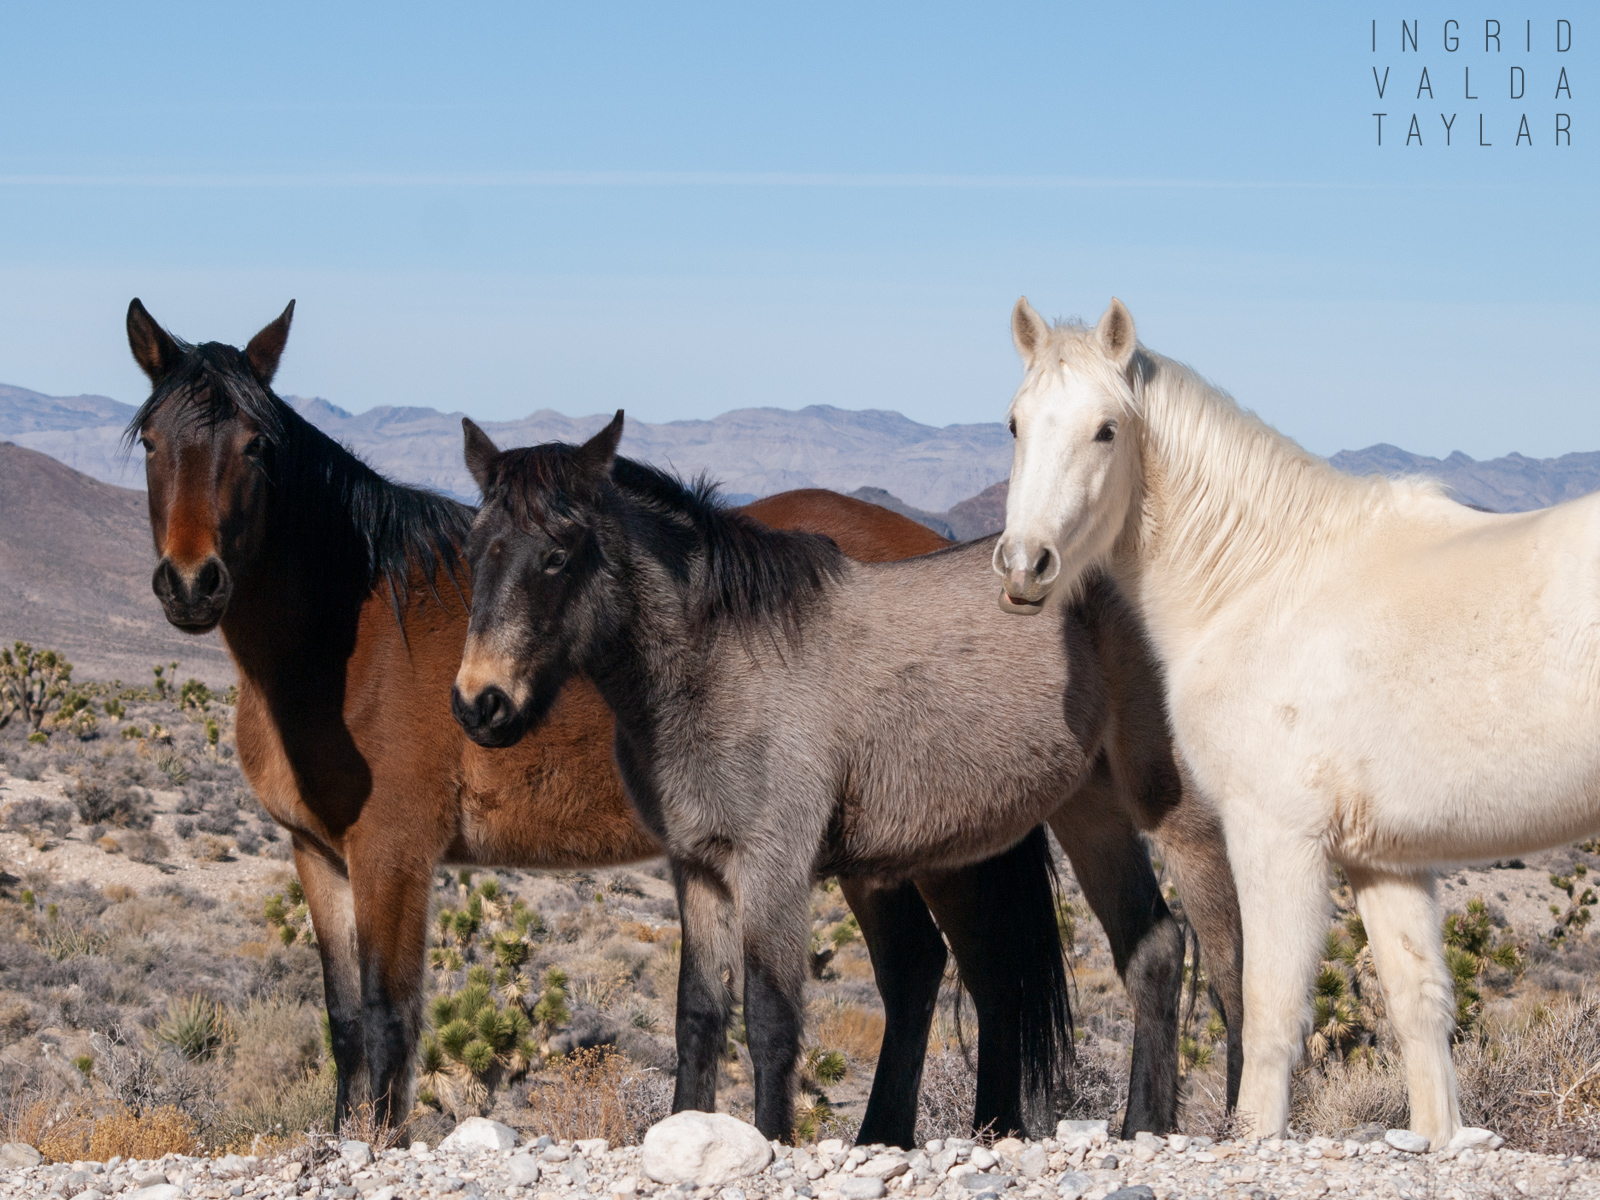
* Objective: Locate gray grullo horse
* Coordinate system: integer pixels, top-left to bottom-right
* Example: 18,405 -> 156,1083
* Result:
450,413 -> 1244,1141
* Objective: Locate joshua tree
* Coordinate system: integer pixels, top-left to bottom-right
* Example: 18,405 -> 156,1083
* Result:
0,642 -> 74,732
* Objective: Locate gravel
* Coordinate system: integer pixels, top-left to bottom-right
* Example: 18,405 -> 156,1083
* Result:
2,1123 -> 1597,1200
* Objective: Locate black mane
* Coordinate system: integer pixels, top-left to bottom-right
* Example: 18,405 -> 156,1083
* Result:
495,445 -> 844,639
125,341 -> 473,608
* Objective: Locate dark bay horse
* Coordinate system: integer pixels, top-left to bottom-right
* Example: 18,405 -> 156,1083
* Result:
124,301 -> 1225,1142
454,414 -> 1246,1140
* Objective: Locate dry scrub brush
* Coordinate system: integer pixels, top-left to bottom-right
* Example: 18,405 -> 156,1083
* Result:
1292,991 -> 1600,1153
522,1047 -> 671,1144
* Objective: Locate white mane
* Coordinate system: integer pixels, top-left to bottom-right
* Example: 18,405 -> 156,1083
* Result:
1039,321 -> 1450,613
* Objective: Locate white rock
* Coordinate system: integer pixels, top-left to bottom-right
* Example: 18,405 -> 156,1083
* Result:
441,1118 -> 520,1153
1385,1129 -> 1430,1154
1166,1135 -> 1189,1154
612,1176 -> 639,1197
1447,1127 -> 1504,1152
1055,1121 -> 1108,1146
73,1190 -> 108,1200
719,1188 -> 747,1200
0,1143 -> 43,1168
576,1139 -> 611,1158
1016,1146 -> 1049,1180
992,1138 -> 1025,1157
642,1112 -> 774,1186
969,1148 -> 997,1170
508,1157 -> 541,1186
857,1157 -> 908,1180
410,1143 -> 431,1157
839,1180 -> 886,1200
126,1187 -> 181,1200
339,1141 -> 374,1167
368,1188 -> 396,1200
1056,1171 -> 1093,1200
214,1155 -> 256,1177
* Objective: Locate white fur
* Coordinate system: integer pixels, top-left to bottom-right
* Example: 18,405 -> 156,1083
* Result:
995,297 -> 1600,1147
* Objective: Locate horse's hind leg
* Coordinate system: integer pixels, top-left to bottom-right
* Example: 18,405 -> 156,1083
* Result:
916,827 -> 1071,1140
1050,762 -> 1183,1137
1346,866 -> 1461,1148
670,860 -> 742,1116
293,837 -> 364,1129
842,877 -> 948,1148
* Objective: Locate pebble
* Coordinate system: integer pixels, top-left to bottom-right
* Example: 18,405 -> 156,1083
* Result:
1385,1128 -> 1432,1154
338,1141 -> 374,1167
837,1179 -> 886,1200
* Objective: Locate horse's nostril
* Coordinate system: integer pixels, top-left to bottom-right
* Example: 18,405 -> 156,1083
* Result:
196,559 -> 220,596
480,686 -> 512,728
1035,548 -> 1053,576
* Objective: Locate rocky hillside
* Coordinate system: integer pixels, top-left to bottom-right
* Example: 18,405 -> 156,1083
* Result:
0,444 -> 231,687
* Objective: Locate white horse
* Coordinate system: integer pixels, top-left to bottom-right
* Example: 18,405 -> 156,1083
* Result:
990,295 -> 1600,1147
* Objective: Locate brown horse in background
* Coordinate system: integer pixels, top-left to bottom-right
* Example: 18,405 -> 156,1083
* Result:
125,299 -> 1240,1141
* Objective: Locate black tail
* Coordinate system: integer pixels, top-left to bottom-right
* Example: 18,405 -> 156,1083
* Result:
989,826 -> 1074,1117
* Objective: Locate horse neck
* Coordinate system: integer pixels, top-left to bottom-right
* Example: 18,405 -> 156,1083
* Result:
219,519 -> 370,694
581,511 -> 701,738
1115,352 -> 1376,632
220,431 -> 411,692
581,491 -> 837,738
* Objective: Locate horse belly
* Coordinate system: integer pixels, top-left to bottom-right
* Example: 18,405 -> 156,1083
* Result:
1170,574 -> 1600,870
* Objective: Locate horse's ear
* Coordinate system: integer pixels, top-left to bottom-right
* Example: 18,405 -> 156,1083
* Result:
1012,297 -> 1049,368
127,299 -> 185,385
462,418 -> 501,493
578,410 -> 625,476
245,300 -> 295,385
1094,297 -> 1137,372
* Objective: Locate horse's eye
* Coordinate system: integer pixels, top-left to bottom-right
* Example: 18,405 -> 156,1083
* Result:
544,548 -> 569,573
1008,418 -> 1017,438
139,436 -> 154,454
243,436 -> 267,460
1094,422 -> 1116,444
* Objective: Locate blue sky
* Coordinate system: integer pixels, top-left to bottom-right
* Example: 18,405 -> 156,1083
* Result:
0,3 -> 1591,458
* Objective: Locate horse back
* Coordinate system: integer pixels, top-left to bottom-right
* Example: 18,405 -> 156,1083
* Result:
741,489 -> 949,562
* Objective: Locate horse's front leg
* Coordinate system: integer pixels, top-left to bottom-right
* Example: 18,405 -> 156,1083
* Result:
293,837 -> 365,1129
670,859 -> 742,1115
737,860 -> 814,1141
1229,820 -> 1331,1139
841,876 -> 948,1148
1050,760 -> 1183,1136
346,835 -> 437,1130
1346,865 -> 1461,1148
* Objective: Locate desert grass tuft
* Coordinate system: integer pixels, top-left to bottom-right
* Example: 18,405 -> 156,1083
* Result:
523,1046 -> 671,1144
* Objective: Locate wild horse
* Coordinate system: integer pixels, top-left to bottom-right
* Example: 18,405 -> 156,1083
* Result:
451,413 -> 1245,1140
124,300 -> 1226,1142
993,295 -> 1573,1146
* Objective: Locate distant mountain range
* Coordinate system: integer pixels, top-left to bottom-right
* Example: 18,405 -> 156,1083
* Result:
3,381 -> 1599,518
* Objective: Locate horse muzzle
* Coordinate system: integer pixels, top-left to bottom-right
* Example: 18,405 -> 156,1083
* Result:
152,555 -> 233,631
451,682 -> 526,748
991,539 -> 1059,616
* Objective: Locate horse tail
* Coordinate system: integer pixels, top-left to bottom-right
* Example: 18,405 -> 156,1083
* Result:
1007,825 -> 1074,1113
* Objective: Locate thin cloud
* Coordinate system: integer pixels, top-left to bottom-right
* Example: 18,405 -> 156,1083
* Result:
0,169 -> 1366,191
